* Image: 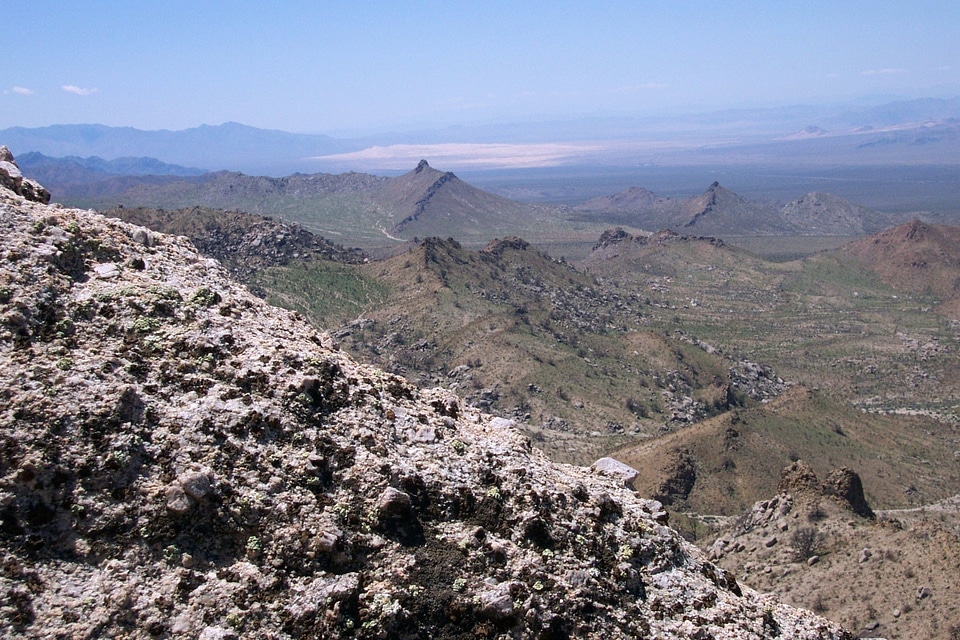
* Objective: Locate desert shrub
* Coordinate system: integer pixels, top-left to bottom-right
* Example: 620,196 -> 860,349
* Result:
789,526 -> 824,561
807,501 -> 827,522
625,397 -> 649,418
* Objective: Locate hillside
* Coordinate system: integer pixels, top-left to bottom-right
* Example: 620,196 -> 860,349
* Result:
579,226 -> 960,415
702,462 -> 960,639
327,235 -> 772,464
613,385 -> 960,515
0,152 -> 851,638
845,219 -> 960,315
48,160 -> 614,247
101,205 -> 366,280
75,169 -> 391,244
573,183 -> 880,236
378,160 -> 561,240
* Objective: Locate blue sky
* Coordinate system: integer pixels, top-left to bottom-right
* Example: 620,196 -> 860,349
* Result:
4,1 -> 959,134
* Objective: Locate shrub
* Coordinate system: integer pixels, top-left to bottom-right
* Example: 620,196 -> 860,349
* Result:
789,526 -> 824,561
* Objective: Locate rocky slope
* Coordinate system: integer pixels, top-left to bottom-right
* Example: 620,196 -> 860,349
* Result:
845,219 -> 960,316
0,156 -> 853,637
100,205 -> 366,280
703,463 -> 960,639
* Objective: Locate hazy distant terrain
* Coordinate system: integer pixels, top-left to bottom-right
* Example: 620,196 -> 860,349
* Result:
4,98 -> 959,175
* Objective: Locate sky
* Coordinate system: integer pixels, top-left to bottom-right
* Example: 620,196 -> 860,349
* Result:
4,1 -> 959,135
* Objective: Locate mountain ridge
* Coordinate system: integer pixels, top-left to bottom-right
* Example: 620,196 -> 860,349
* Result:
575,182 -> 880,236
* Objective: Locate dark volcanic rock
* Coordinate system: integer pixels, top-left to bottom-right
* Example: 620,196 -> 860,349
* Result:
824,468 -> 875,519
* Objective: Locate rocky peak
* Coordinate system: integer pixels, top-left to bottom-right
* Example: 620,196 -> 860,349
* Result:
482,236 -> 531,255
777,460 -> 823,497
0,187 -> 851,637
414,158 -> 431,173
594,226 -> 641,249
824,468 -> 874,519
0,145 -> 51,204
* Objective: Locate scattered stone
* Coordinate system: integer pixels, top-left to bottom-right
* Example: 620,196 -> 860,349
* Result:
179,470 -> 214,500
591,457 -> 639,486
165,486 -> 193,514
93,262 -> 121,279
807,555 -> 820,566
764,536 -> 778,548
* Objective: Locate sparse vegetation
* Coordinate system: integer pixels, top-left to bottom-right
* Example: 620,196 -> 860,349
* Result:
789,526 -> 824,561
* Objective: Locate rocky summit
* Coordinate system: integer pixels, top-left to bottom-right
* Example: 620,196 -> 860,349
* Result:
0,157 -> 850,638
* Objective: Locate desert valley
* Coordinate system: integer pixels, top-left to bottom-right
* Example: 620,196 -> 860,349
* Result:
3,97 -> 960,640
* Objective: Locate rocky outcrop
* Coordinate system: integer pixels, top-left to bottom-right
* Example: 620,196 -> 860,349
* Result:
652,449 -> 698,506
0,147 -> 50,204
101,205 -> 366,280
824,468 -> 875,519
0,180 -> 851,637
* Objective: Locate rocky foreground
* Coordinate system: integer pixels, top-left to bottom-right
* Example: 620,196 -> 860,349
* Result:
0,152 -> 851,638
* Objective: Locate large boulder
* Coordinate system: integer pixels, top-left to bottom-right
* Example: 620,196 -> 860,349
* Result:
0,145 -> 51,203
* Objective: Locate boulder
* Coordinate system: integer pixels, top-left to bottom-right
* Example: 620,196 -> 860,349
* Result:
0,146 -> 51,203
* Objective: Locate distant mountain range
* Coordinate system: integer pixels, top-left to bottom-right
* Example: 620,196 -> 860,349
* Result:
37,160 -> 578,245
0,122 -> 359,175
2,97 -> 959,174
13,151 -> 910,242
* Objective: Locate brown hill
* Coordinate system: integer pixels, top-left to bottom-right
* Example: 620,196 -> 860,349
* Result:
844,220 -> 960,313
581,227 -> 759,277
573,186 -> 670,214
0,158 -> 851,639
779,192 -> 870,235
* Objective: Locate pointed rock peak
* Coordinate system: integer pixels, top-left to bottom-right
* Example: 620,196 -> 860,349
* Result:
824,468 -> 874,519
708,181 -> 721,190
902,219 -> 930,238
415,159 -> 431,173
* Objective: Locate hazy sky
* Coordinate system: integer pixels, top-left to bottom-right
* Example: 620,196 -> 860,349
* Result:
4,1 -> 958,134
